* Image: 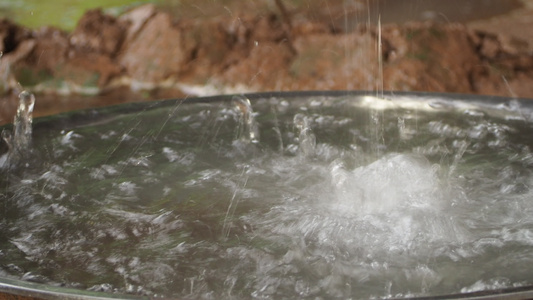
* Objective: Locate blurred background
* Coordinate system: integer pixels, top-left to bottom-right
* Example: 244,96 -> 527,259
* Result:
0,0 -> 527,31
0,0 -> 532,123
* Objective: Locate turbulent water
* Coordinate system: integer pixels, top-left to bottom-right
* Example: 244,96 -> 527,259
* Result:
2,93 -> 533,299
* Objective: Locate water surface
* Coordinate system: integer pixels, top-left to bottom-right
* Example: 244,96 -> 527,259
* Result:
1,92 -> 533,299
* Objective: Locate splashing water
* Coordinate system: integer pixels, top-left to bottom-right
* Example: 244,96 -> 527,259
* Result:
232,96 -> 259,144
1,91 -> 35,167
293,113 -> 316,158
330,153 -> 443,215
1,92 -> 533,299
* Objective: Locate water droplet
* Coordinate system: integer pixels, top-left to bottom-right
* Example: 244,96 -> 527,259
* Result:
293,113 -> 316,158
1,90 -> 35,166
232,96 -> 259,144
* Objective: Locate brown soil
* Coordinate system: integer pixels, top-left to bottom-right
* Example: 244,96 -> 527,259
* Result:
1,1 -> 533,124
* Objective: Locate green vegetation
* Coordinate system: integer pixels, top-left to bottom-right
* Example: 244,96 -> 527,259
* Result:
0,0 -> 152,31
0,0 -> 335,32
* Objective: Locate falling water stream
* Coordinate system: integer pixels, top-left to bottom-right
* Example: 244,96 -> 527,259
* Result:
2,91 -> 533,299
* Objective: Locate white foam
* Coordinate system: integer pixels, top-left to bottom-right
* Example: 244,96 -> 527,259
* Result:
330,153 -> 442,215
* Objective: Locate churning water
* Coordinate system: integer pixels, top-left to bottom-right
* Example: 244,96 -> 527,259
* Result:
2,92 -> 533,299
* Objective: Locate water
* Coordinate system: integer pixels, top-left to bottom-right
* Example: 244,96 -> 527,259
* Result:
2,92 -> 533,299
1,91 -> 35,167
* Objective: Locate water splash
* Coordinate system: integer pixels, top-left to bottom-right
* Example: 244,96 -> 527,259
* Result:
232,96 -> 259,144
293,113 -> 316,158
221,165 -> 249,240
224,96 -> 259,239
448,139 -> 469,177
329,153 -> 443,215
3,94 -> 533,298
1,90 -> 35,167
370,109 -> 384,157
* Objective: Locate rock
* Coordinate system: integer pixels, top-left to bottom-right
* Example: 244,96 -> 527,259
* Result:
0,18 -> 31,54
382,23 -> 479,93
1,3 -> 533,125
8,27 -> 68,89
0,19 -> 33,93
288,32 -> 378,90
467,29 -> 533,97
478,33 -> 501,59
222,41 -> 295,90
70,9 -> 127,57
31,27 -> 70,69
181,12 -> 296,86
119,12 -> 186,83
0,24 -> 35,94
177,18 -> 235,80
119,4 -> 157,46
57,51 -> 123,88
